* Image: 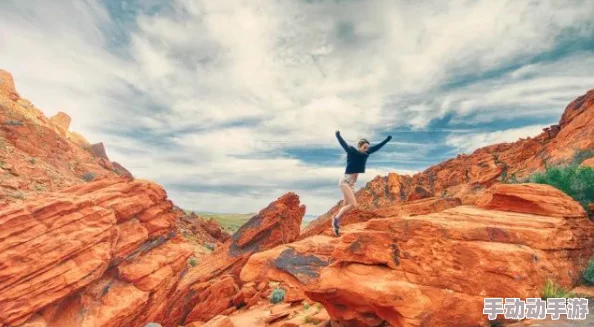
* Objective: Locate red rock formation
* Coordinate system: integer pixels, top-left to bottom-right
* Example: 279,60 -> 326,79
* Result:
300,197 -> 461,239
89,142 -> 109,160
581,157 -> 594,168
49,112 -> 71,137
304,88 -> 594,236
0,69 -> 121,206
198,315 -> 235,327
175,209 -> 230,244
0,70 -> 20,101
113,161 -> 134,179
0,184 -> 300,327
243,184 -> 594,327
67,131 -> 90,147
161,193 -> 305,326
0,178 -> 196,327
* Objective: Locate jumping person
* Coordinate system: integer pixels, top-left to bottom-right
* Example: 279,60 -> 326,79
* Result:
333,130 -> 392,236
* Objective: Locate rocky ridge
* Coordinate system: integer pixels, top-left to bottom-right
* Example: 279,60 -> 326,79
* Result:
302,88 -> 594,238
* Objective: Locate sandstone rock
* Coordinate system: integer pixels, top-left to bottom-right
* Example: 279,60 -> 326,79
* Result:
406,185 -> 432,201
0,179 -> 190,327
162,193 -> 305,326
581,157 -> 594,168
184,323 -> 204,327
0,70 -> 122,204
0,69 -> 20,101
175,209 -> 229,245
17,315 -> 46,327
89,142 -> 109,160
300,197 -> 460,239
571,285 -> 594,298
49,112 -> 71,136
242,184 -> 594,327
200,315 -> 234,327
67,131 -> 90,147
475,183 -> 586,218
112,161 -> 134,179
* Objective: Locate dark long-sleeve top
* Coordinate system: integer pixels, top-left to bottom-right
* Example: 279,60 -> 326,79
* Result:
336,131 -> 391,174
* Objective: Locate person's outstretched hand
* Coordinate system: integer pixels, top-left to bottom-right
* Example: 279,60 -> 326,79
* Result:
336,130 -> 340,134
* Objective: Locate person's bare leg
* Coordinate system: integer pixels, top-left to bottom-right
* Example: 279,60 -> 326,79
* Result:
333,184 -> 357,236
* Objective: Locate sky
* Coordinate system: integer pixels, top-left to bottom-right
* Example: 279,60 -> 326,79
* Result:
1,0 -> 594,215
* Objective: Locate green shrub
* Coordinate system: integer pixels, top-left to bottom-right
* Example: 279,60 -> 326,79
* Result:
542,279 -> 575,299
188,257 -> 198,267
82,172 -> 96,182
303,302 -> 310,310
28,157 -> 36,164
205,243 -> 215,251
529,165 -> 594,214
582,257 -> 594,285
270,288 -> 286,304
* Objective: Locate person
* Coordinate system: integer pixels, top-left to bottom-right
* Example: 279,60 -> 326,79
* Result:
332,130 -> 392,236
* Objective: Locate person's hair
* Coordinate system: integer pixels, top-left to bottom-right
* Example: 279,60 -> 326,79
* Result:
358,138 -> 369,147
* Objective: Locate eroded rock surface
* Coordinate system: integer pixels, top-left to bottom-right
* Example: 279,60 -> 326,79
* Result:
245,184 -> 594,327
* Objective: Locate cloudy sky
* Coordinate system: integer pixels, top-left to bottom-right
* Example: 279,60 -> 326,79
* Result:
1,0 -> 594,215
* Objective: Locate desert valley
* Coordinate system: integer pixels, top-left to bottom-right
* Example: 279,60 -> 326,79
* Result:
2,69 -> 594,327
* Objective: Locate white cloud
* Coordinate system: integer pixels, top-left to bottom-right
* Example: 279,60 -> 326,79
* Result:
1,0 -> 593,214
445,124 -> 547,154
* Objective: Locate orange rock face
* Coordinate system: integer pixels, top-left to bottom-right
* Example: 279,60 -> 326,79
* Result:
300,197 -> 461,239
0,178 -> 193,327
0,70 -> 20,101
160,193 -> 305,327
112,161 -> 134,179
245,184 -> 594,327
48,112 -> 71,137
0,69 -> 123,207
200,315 -> 235,327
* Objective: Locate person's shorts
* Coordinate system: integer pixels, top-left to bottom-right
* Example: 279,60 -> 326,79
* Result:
338,174 -> 357,189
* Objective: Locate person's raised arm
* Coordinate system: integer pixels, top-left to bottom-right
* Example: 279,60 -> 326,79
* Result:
335,130 -> 350,152
367,135 -> 392,154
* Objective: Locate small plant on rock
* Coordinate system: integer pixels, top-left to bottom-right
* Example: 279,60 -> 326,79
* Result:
4,119 -> 24,126
270,287 -> 286,304
188,257 -> 198,267
205,243 -> 215,251
82,172 -> 95,182
582,257 -> 594,285
542,279 -> 575,299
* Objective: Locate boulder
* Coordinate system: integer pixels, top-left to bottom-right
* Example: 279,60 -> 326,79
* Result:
244,184 -> 594,327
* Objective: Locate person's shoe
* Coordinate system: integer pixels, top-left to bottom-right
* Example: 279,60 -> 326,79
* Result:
332,217 -> 340,236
